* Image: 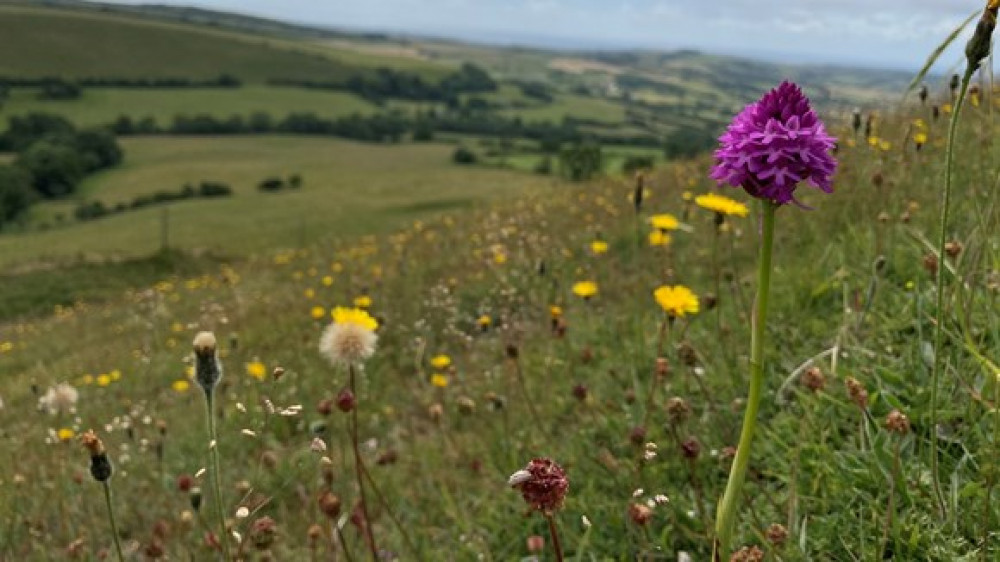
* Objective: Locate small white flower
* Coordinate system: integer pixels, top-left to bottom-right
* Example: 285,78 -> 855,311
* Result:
235,506 -> 249,519
241,429 -> 257,438
632,488 -> 644,498
581,515 -> 592,528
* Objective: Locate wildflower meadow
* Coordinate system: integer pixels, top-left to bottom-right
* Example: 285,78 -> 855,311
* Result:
1,4 -> 1000,562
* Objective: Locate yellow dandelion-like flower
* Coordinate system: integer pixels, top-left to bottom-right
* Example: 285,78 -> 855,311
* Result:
320,307 -> 379,365
648,230 -> 671,247
912,118 -> 927,130
170,322 -> 184,333
246,360 -> 267,381
942,103 -> 953,114
304,288 -> 315,299
0,341 -> 12,353
477,314 -> 492,328
649,213 -> 679,231
172,380 -> 190,393
493,252 -> 508,265
879,140 -> 892,152
110,369 -> 121,381
322,275 -> 334,287
682,191 -> 693,201
549,305 -> 563,318
914,132 -> 928,146
572,281 -> 599,299
653,285 -> 700,318
590,240 -> 609,255
81,374 -> 95,385
57,428 -> 76,442
311,306 -> 326,320
431,374 -> 449,388
96,374 -> 112,387
694,193 -> 749,217
185,366 -> 194,379
354,295 -> 373,309
867,136 -> 879,148
430,355 -> 452,369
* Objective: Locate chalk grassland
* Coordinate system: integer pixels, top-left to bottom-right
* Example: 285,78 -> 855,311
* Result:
0,135 -> 557,268
0,4 -> 449,82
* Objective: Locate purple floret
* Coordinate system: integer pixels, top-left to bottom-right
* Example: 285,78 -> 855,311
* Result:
710,81 -> 837,206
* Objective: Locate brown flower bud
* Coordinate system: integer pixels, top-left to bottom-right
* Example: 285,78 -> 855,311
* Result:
680,437 -> 701,459
766,523 -> 788,545
922,253 -> 938,277
730,545 -> 765,562
944,240 -> 963,258
629,503 -> 653,526
629,426 -> 647,446
666,396 -> 691,424
845,377 -> 868,409
336,388 -> 356,413
317,491 -> 342,519
800,366 -> 826,392
886,409 -> 911,435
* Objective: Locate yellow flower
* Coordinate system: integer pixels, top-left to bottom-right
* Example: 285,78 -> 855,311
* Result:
96,374 -> 112,387
694,193 -> 749,217
879,140 -> 892,152
431,374 -> 449,388
942,103 -> 953,114
493,252 -> 508,265
430,355 -> 452,369
682,191 -> 693,201
110,369 -> 122,381
246,360 -> 267,381
172,380 -> 191,393
332,307 -> 378,331
353,295 -> 373,309
653,285 -> 699,318
572,281 -> 599,299
322,275 -> 334,287
170,322 -> 184,333
649,213 -> 679,231
867,136 -> 879,148
590,240 -> 609,255
549,305 -> 563,318
648,230 -> 671,247
81,374 -> 95,385
185,366 -> 194,379
57,428 -> 75,442
912,118 -> 927,130
304,288 -> 315,299
477,314 -> 492,328
311,306 -> 327,320
0,341 -> 12,353
914,132 -> 928,146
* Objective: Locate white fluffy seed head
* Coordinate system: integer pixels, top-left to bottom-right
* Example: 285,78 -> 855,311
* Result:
319,323 -> 377,366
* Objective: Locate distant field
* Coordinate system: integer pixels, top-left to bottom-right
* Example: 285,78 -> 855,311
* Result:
501,93 -> 627,123
0,86 -> 380,127
0,135 -> 555,267
0,5 -> 364,82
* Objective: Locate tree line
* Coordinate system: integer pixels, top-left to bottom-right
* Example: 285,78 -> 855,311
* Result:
0,114 -> 123,228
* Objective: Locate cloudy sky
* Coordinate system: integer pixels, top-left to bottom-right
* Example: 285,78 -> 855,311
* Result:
107,0 -> 986,70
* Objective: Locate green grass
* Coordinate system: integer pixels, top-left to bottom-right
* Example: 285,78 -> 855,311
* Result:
0,86 -> 379,128
0,135 -> 555,268
502,93 -> 627,124
0,4 -> 365,82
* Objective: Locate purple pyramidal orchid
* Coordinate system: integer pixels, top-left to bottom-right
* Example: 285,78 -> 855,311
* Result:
710,81 -> 837,206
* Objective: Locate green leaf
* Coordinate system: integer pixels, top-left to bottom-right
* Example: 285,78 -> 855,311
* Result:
904,9 -> 979,99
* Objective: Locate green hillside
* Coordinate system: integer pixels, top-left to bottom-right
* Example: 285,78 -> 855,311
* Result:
0,5 -> 366,82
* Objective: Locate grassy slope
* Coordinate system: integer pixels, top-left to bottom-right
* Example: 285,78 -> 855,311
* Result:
0,5 -> 363,82
0,102 -> 996,559
0,135 -> 556,268
0,86 -> 379,127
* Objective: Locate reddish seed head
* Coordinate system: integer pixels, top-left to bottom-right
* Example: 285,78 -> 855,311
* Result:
250,516 -> 277,551
508,458 -> 569,513
886,409 -> 911,435
526,535 -> 545,553
845,377 -> 868,409
317,491 -> 342,519
655,357 -> 670,378
730,545 -> 765,562
336,388 -> 356,413
629,426 -> 647,446
572,383 -> 588,401
766,523 -> 789,545
681,437 -> 701,459
801,366 -> 826,392
629,502 -> 653,525
317,398 -> 334,416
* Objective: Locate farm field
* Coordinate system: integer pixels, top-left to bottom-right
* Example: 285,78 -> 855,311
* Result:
1,135 -> 556,268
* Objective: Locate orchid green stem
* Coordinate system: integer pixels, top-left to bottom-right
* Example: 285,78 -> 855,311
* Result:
930,65 -> 973,520
713,200 -> 776,560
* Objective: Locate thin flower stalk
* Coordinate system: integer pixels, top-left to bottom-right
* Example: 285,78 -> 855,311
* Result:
348,364 -> 379,560
713,200 -> 776,558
